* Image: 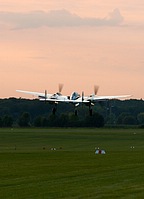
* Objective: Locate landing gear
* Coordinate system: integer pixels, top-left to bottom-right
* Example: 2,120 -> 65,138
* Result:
52,104 -> 57,115
52,107 -> 57,115
89,108 -> 93,116
74,109 -> 78,116
89,104 -> 93,116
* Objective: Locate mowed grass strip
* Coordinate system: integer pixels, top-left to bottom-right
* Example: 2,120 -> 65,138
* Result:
0,128 -> 144,198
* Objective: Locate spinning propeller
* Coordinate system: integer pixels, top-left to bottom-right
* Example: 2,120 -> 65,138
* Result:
94,85 -> 99,95
44,90 -> 47,103
88,85 -> 99,106
82,91 -> 84,102
58,83 -> 64,95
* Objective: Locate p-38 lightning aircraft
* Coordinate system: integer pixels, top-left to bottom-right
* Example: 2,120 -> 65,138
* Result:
16,85 -> 131,116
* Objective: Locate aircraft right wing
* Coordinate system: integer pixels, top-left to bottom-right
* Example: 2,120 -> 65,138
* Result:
16,90 -> 46,99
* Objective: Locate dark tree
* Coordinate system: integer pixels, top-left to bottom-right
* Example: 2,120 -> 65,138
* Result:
117,112 -> 137,125
41,117 -> 49,127
117,113 -> 130,125
0,117 -> 2,127
85,112 -> 104,127
137,112 -> 144,124
123,115 -> 137,125
0,98 -> 144,127
2,115 -> 13,127
48,114 -> 59,127
18,112 -> 31,127
58,114 -> 69,127
34,116 -> 43,127
68,114 -> 80,127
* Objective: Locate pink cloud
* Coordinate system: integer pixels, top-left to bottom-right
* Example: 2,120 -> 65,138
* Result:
0,9 -> 124,29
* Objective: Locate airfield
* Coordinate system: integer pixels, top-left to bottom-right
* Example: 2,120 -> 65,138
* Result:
0,128 -> 144,198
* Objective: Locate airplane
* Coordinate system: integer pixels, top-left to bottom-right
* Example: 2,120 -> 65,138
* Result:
16,85 -> 131,116
16,84 -> 80,114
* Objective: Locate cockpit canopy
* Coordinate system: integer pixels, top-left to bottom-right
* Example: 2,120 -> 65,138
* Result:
71,92 -> 80,100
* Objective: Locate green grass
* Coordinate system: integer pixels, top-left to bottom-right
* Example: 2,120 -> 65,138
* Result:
0,128 -> 144,198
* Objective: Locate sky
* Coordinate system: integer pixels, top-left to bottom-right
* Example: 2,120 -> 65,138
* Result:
0,0 -> 144,99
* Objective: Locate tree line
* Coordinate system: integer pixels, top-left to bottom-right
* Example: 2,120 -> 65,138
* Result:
0,98 -> 144,127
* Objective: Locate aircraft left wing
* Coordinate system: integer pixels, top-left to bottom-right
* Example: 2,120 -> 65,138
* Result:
89,95 -> 132,101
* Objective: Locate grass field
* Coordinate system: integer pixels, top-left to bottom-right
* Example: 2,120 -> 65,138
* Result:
0,128 -> 144,199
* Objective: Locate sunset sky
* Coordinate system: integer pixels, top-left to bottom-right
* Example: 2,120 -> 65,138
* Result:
0,0 -> 144,99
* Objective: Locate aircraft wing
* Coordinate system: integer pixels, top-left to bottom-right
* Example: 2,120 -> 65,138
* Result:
40,98 -> 67,102
41,94 -> 131,103
39,98 -> 89,104
89,95 -> 132,102
16,90 -> 131,104
16,90 -> 79,103
16,90 -> 46,98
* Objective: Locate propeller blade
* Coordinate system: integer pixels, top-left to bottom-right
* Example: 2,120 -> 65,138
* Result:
94,85 -> 99,95
82,91 -> 84,102
45,90 -> 47,102
59,83 -> 63,93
